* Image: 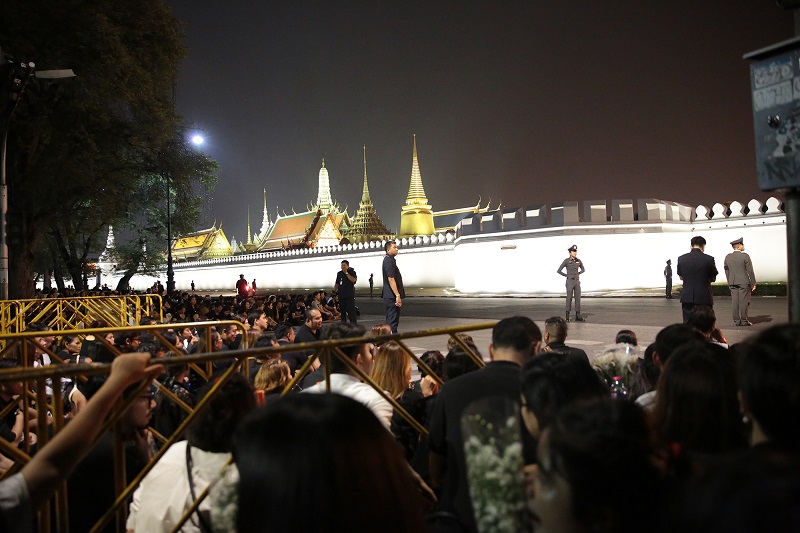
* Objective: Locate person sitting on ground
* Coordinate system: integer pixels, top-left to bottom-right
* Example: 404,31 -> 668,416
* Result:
541,316 -> 589,360
152,355 -> 194,446
294,308 -> 322,345
0,353 -> 163,533
736,324 -> 800,452
370,322 -> 393,344
531,400 -> 667,533
652,341 -> 747,471
520,351 -> 608,443
371,341 -> 432,460
230,394 -> 428,533
127,374 -> 255,533
615,329 -> 638,346
55,335 -> 83,364
412,349 -> 445,393
443,345 -> 483,382
687,305 -> 728,348
273,322 -> 308,375
634,323 -> 705,411
254,359 -> 292,403
115,331 -> 142,356
303,322 -> 392,428
66,363 -> 160,532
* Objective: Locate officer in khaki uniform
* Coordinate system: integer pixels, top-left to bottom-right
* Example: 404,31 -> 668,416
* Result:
557,245 -> 586,322
724,237 -> 756,326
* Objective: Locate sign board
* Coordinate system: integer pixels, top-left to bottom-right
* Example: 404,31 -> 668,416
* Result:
746,37 -> 800,191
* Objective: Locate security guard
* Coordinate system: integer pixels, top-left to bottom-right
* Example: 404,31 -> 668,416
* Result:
557,245 -> 586,322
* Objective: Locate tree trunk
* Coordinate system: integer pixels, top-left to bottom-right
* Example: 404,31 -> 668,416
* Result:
8,239 -> 37,300
115,262 -> 139,293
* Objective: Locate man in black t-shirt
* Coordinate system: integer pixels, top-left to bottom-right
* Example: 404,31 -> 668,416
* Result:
334,260 -> 358,323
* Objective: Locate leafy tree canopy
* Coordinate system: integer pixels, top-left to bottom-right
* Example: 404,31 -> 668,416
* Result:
0,0 -> 218,297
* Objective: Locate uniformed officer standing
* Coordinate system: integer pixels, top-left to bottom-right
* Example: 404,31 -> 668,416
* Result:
724,237 -> 756,326
557,245 -> 586,322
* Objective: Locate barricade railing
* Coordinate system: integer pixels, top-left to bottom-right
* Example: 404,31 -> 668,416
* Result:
0,294 -> 164,336
0,320 -> 495,532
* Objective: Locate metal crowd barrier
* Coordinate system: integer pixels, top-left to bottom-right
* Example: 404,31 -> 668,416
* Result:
0,320 -> 494,532
0,294 -> 164,336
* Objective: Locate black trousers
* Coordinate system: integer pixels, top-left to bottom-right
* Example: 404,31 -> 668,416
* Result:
340,298 -> 357,323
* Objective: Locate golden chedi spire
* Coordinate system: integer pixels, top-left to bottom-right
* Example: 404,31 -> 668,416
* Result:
399,134 -> 435,236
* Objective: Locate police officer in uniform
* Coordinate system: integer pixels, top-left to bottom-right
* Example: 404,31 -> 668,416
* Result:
557,245 -> 586,322
724,237 -> 756,326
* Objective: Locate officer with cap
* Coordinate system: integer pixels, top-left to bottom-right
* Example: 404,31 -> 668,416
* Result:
724,237 -> 756,326
557,245 -> 586,322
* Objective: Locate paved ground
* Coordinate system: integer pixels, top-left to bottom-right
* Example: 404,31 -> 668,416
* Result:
348,294 -> 789,360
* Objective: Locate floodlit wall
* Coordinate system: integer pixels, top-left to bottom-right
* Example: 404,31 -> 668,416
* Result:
99,198 -> 786,294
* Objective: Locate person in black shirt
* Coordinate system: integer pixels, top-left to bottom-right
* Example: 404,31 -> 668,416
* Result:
334,260 -> 358,323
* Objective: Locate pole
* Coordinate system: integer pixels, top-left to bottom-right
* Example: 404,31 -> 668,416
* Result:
1,126 -> 9,300
166,173 -> 174,294
787,190 -> 800,322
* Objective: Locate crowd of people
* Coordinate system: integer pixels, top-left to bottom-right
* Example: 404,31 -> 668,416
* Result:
0,287 -> 799,532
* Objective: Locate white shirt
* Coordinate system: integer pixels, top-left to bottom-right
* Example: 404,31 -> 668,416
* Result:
126,441 -> 231,533
304,373 -> 393,429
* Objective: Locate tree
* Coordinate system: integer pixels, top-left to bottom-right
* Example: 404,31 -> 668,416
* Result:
0,0 -> 217,298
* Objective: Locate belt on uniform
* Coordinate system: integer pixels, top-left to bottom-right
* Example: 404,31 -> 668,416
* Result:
567,277 -> 578,280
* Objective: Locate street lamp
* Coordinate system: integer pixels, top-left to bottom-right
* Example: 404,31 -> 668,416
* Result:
165,132 -> 205,295
0,56 -> 74,300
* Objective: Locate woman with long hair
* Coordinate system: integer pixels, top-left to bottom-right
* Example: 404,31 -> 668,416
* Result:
371,341 -> 428,460
232,393 -> 427,533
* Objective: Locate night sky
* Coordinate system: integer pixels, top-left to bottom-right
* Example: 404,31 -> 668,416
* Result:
166,1 -> 794,241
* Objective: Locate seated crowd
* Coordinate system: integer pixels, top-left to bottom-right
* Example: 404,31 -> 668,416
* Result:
1,295 -> 799,533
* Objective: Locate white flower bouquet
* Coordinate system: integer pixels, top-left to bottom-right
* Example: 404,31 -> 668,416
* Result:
462,396 -> 530,533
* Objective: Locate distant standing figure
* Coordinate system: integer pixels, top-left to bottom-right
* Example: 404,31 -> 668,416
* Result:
677,235 -> 718,323
191,280 -> 195,292
382,241 -> 405,333
334,260 -> 358,323
236,274 -> 249,299
252,279 -> 257,295
664,260 -> 673,299
557,244 -> 585,322
369,273 -> 374,298
724,237 -> 756,326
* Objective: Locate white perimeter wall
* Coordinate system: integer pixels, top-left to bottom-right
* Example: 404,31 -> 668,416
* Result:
98,204 -> 787,295
453,215 -> 786,293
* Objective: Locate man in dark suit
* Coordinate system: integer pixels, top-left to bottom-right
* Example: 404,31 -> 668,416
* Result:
677,235 -> 718,323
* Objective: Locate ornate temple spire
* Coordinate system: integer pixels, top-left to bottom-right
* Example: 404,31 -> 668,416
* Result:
98,226 -> 115,262
361,145 -> 371,204
344,144 -> 391,242
246,207 -> 252,245
405,134 -> 429,205
400,134 -> 435,236
316,159 -> 333,212
259,188 -> 272,235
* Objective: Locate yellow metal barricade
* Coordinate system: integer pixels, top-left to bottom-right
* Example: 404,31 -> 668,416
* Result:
0,320 -> 495,532
0,294 -> 163,335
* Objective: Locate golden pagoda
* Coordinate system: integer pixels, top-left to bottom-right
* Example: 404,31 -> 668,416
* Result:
399,134 -> 435,236
343,145 -> 393,243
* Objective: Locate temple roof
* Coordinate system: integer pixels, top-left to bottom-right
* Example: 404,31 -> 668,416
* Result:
433,201 -> 489,232
172,225 -> 233,261
345,145 -> 392,241
257,211 -> 320,251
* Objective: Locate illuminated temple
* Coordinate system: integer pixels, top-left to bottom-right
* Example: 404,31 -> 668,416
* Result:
170,136 -> 491,260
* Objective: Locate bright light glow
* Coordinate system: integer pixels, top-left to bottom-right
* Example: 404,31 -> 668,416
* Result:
191,134 -> 205,146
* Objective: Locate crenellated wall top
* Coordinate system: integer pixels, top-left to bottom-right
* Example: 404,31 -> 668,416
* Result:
173,197 -> 783,269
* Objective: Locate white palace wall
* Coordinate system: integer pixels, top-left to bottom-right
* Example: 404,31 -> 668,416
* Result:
104,198 -> 787,294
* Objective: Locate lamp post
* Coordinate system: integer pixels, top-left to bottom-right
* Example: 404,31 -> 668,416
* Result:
0,55 -> 74,300
165,171 -> 174,295
165,133 -> 204,295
